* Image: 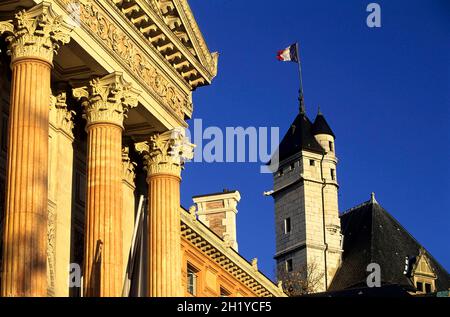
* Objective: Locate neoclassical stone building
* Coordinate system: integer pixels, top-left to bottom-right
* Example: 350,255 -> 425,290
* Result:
0,1 -> 285,297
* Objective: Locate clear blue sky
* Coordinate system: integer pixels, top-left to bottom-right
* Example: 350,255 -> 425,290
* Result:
180,0 -> 450,280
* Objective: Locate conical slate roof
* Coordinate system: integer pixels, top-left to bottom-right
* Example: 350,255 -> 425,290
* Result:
275,113 -> 325,163
312,112 -> 335,138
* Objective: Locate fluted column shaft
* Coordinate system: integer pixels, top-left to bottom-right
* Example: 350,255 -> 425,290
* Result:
73,72 -> 139,297
136,128 -> 194,297
1,59 -> 51,297
148,173 -> 182,297
0,3 -> 72,297
84,123 -> 123,297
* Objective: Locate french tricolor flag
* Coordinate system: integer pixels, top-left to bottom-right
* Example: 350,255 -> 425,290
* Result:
276,43 -> 299,63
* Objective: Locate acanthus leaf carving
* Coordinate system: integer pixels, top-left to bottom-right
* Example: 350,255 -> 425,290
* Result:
135,127 -> 195,177
73,72 -> 140,129
122,147 -> 137,187
58,0 -> 188,120
50,91 -> 76,139
0,3 -> 73,64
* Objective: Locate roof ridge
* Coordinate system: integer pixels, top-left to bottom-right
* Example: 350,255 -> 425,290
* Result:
341,199 -> 372,215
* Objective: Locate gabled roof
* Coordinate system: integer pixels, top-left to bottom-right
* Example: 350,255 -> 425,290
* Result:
275,113 -> 325,163
173,0 -> 218,76
113,0 -> 218,89
312,112 -> 335,138
151,0 -> 218,79
329,199 -> 450,292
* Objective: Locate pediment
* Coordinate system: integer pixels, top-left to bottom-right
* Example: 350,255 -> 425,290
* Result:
113,0 -> 218,89
413,250 -> 436,278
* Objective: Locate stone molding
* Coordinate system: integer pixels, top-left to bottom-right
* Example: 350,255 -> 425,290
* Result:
73,72 -> 140,129
0,2 -> 72,64
180,211 -> 286,297
135,127 -> 194,177
57,0 -> 190,120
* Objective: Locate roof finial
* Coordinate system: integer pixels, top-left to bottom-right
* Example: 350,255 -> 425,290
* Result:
317,105 -> 322,115
370,192 -> 378,204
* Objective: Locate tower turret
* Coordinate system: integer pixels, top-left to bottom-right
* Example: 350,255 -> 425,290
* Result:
270,108 -> 342,294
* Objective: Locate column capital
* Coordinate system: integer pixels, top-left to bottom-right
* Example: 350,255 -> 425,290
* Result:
0,3 -> 72,64
122,147 -> 137,187
50,91 -> 76,139
73,72 -> 140,129
135,128 -> 195,178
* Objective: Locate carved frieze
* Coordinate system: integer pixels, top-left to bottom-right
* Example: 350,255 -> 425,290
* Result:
58,0 -> 187,120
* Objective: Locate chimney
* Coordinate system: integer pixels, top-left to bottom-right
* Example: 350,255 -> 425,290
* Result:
192,189 -> 241,251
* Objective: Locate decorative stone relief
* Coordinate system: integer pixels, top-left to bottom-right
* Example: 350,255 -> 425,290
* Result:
0,3 -> 72,64
58,0 -> 187,119
73,72 -> 140,129
47,207 -> 56,297
135,127 -> 194,177
122,147 -> 137,186
50,91 -> 76,139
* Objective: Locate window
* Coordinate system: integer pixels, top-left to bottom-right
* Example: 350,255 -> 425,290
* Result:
285,259 -> 293,272
416,281 -> 423,292
329,141 -> 334,152
309,159 -> 315,166
284,218 -> 291,234
330,168 -> 335,181
277,170 -> 283,177
220,287 -> 231,297
187,264 -> 198,296
424,283 -> 432,293
290,163 -> 295,170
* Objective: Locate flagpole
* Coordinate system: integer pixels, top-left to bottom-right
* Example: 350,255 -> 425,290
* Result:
296,42 -> 306,114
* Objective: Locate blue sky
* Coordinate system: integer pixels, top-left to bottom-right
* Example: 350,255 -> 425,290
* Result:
180,0 -> 450,280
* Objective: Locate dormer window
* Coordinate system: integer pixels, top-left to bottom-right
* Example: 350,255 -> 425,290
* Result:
412,252 -> 437,294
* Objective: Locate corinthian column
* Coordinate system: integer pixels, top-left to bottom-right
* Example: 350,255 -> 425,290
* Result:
73,73 -> 139,297
136,128 -> 194,297
0,3 -> 71,297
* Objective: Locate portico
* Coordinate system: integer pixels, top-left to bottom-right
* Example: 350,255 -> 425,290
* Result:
0,0 -> 217,297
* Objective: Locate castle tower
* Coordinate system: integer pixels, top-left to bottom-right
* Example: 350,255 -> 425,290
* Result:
271,108 -> 343,294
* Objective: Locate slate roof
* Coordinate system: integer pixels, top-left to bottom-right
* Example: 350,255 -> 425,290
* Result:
312,112 -> 335,138
275,113 -> 325,163
329,200 -> 450,292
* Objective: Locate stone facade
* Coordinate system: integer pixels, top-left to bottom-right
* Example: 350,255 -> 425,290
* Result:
273,124 -> 343,293
0,1 -> 284,298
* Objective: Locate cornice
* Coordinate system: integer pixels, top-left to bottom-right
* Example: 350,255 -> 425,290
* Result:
111,0 -> 216,89
55,0 -> 190,123
180,211 -> 286,297
173,0 -> 218,77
